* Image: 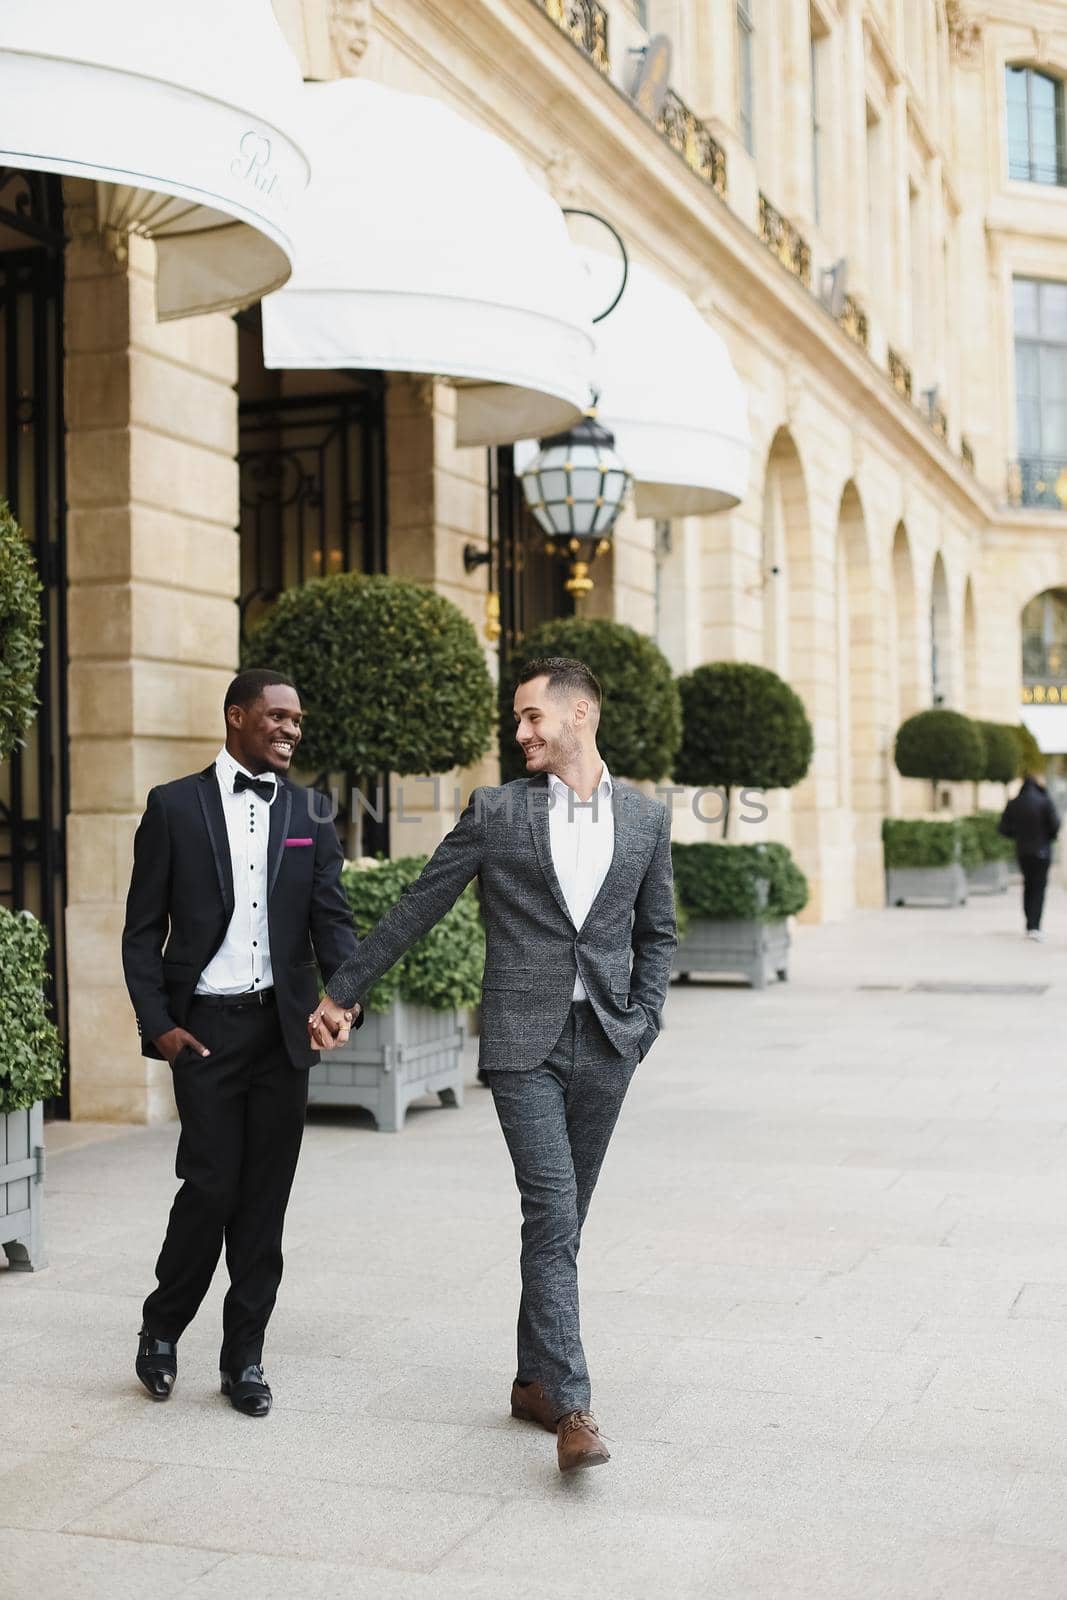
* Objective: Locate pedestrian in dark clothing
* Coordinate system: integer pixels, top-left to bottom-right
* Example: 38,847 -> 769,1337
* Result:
999,773 -> 1060,940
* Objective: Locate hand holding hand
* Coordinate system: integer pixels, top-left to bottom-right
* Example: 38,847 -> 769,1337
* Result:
153,1026 -> 211,1066
308,996 -> 359,1050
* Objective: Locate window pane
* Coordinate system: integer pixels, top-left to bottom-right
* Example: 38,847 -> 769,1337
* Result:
1017,395 -> 1042,456
1032,72 -> 1057,113
1040,347 -> 1067,400
1040,281 -> 1067,339
1006,66 -> 1028,105
1014,278 -> 1039,336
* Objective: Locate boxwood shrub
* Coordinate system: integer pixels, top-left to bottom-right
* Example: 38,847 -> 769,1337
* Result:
671,841 -> 809,923
339,856 -> 484,1014
244,573 -> 495,778
881,818 -> 961,869
894,709 -> 985,785
961,810 -> 1016,866
501,617 -> 681,782
0,500 -> 43,762
979,722 -> 1022,785
0,908 -> 63,1114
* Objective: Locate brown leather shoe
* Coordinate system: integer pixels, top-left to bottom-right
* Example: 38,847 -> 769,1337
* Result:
557,1409 -> 610,1472
510,1379 -> 559,1433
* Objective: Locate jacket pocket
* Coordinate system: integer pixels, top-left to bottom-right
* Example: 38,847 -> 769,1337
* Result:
481,969 -> 532,991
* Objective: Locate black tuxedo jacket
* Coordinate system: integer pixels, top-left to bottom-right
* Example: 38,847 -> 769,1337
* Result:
122,766 -> 359,1070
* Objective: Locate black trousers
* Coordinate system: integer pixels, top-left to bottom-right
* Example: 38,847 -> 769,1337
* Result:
1020,853 -> 1051,932
142,995 -> 309,1369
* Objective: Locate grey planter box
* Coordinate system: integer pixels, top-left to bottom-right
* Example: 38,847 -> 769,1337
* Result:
965,859 -> 1010,896
308,1002 -> 465,1132
886,864 -> 968,907
672,917 -> 791,989
0,1101 -> 45,1271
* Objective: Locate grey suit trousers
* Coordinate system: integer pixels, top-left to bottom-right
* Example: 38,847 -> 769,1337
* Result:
486,1001 -> 637,1417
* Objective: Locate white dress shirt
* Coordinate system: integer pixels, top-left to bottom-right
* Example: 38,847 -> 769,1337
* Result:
547,763 -> 615,1001
196,748 -> 277,996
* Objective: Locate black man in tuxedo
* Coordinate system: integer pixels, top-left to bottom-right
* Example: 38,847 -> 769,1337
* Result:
122,669 -> 360,1415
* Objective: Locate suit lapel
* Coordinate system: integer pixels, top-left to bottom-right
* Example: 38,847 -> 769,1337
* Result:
196,766 -> 234,915
268,781 -> 292,900
576,781 -> 632,936
527,774 -> 573,924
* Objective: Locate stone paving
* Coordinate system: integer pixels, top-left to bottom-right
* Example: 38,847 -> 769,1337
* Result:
4,885 -> 1067,1598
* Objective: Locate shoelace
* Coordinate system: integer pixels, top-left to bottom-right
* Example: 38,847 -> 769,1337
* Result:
559,1410 -> 599,1438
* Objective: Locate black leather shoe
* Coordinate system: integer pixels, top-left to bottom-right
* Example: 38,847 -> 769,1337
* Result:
220,1363 -> 272,1416
136,1327 -> 177,1401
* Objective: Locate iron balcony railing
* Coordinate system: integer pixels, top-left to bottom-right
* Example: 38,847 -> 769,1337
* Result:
1008,457 -> 1067,508
757,193 -> 811,288
655,87 -> 728,198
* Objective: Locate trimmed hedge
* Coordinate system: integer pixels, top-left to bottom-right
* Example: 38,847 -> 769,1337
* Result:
244,573 -> 495,777
673,662 -> 813,791
502,617 -> 681,782
894,709 -> 985,784
0,501 -> 43,762
339,856 -> 484,1014
0,908 -> 63,1114
881,818 -> 961,869
979,722 -> 1022,785
961,810 -> 1016,866
671,841 -> 809,923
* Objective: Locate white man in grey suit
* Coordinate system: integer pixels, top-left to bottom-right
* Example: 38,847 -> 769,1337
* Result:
309,656 -> 677,1472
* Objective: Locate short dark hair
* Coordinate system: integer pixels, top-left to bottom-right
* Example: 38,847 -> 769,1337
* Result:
224,668 -> 297,713
515,656 -> 602,706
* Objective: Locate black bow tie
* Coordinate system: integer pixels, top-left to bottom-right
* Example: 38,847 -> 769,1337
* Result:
233,772 -> 276,803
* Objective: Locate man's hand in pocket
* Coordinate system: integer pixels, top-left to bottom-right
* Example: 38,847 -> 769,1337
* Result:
153,1027 -> 211,1066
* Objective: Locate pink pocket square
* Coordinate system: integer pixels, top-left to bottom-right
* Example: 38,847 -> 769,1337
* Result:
284,837 -> 313,848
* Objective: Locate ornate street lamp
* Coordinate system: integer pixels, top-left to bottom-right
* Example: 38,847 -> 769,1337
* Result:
518,406 -> 631,598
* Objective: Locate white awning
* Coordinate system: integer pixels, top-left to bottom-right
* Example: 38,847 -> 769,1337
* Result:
0,1 -> 309,319
261,79 -> 595,448
579,250 -> 751,517
1022,704 -> 1067,754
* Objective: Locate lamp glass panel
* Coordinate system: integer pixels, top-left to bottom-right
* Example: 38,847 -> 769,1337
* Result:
548,502 -> 573,537
569,465 -> 603,504
538,467 -> 570,503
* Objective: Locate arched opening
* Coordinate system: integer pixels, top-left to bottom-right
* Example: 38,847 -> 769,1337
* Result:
1021,587 -> 1067,816
963,578 -> 979,714
891,523 -> 922,724
757,428 -> 824,907
836,482 -> 883,907
931,552 -> 952,706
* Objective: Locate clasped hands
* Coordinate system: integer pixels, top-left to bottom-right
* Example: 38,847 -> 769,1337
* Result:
308,995 -> 361,1050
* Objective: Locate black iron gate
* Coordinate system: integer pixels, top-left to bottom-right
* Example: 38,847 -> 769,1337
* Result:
237,320 -> 390,855
488,446 -> 571,777
0,169 -> 68,1114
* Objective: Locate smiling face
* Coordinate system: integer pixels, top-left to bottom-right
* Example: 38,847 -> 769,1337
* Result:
226,684 -> 304,776
513,674 -> 591,775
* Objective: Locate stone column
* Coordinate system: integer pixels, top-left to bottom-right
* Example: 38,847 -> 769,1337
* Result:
63,185 -> 239,1123
384,375 -> 497,856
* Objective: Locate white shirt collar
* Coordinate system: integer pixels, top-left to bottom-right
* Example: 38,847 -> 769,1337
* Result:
215,746 -> 278,802
548,762 -> 612,802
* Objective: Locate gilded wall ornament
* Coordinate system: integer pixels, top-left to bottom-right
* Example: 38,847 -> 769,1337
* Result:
330,0 -> 372,74
945,2 -> 981,65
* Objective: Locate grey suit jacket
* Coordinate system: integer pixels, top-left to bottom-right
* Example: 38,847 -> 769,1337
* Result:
327,773 -> 677,1071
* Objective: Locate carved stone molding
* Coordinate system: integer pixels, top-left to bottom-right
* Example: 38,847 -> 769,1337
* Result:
330,0 -> 372,75
545,149 -> 582,209
945,2 -> 981,66
1031,27 -> 1050,66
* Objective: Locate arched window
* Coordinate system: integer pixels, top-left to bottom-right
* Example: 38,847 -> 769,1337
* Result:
1006,65 -> 1066,185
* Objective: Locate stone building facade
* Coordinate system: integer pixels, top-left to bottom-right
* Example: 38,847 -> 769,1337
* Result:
1,0 -> 1063,1121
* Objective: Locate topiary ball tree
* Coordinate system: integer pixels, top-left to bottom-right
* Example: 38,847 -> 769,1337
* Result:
673,662 -> 814,836
1015,721 -> 1045,777
980,721 -> 1022,788
502,617 -> 681,782
244,571 -> 495,792
894,708 -> 986,809
0,500 -> 43,762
